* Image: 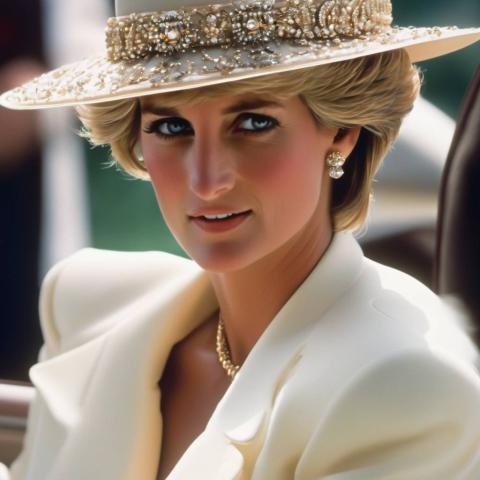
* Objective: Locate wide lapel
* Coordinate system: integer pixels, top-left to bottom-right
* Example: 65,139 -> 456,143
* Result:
30,253 -> 219,480
167,231 -> 365,480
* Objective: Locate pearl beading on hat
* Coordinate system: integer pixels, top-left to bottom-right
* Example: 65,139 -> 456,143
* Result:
106,0 -> 393,62
1,0 -> 463,109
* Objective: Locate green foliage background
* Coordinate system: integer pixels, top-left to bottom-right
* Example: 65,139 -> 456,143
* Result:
86,1 -> 479,255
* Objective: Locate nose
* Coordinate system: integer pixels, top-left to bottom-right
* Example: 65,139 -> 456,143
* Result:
187,139 -> 236,200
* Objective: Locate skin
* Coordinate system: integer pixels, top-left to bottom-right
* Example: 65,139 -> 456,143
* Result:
139,93 -> 361,478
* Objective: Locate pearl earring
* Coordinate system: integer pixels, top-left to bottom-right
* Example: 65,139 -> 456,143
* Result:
134,143 -> 144,162
326,152 -> 346,179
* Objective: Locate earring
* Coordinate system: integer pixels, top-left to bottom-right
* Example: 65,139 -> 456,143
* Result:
326,152 -> 346,179
134,143 -> 144,162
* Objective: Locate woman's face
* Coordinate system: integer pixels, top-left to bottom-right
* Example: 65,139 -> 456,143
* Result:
139,93 -> 341,272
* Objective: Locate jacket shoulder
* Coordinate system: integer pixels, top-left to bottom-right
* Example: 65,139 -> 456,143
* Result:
362,256 -> 442,317
293,346 -> 480,478
348,257 -> 478,364
270,258 -> 480,476
39,248 -> 198,356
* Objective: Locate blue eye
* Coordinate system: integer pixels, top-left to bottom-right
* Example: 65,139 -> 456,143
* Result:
143,118 -> 192,138
162,119 -> 189,135
238,115 -> 274,132
143,113 -> 279,140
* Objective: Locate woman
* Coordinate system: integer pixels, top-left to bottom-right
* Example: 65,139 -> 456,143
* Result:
1,1 -> 480,479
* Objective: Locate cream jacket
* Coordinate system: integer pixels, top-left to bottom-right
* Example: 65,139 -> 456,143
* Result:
4,231 -> 480,480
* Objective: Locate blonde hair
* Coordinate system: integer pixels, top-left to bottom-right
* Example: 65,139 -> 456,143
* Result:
77,49 -> 421,231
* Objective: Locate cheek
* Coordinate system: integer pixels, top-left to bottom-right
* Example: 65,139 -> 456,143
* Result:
248,133 -> 325,217
141,140 -> 188,225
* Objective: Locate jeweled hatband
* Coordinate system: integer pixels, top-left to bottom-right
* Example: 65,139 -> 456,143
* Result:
106,0 -> 393,62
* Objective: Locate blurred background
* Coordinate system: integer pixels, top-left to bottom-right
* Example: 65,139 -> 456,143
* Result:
0,0 -> 479,381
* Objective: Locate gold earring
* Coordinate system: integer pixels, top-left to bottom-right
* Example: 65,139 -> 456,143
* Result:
326,152 -> 346,179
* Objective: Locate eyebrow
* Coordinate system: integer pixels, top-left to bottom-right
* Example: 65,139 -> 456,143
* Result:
140,98 -> 285,117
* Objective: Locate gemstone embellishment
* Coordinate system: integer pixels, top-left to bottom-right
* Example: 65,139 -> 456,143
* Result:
0,0 -> 460,109
105,0 -> 393,62
327,151 -> 347,179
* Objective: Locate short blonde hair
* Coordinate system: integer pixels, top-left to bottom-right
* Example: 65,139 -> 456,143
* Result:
77,49 -> 421,231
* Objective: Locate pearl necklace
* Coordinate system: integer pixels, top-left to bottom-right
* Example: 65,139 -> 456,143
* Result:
216,314 -> 240,379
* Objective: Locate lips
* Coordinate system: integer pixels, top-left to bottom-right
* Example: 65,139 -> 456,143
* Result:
196,211 -> 251,221
189,209 -> 252,220
190,210 -> 252,233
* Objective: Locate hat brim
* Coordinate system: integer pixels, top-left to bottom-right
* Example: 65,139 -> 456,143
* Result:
1,26 -> 479,110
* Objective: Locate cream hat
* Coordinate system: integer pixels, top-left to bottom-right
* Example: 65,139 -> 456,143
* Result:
1,0 -> 479,109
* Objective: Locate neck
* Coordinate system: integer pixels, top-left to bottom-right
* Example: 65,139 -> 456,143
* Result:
207,217 -> 333,367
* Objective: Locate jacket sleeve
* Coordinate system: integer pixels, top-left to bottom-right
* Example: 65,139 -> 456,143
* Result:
6,256 -> 71,480
294,349 -> 480,480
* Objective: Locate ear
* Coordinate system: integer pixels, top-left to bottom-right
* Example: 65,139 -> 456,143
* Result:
332,127 -> 362,158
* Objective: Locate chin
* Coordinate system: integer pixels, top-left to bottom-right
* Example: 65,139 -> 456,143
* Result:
183,242 -> 266,273
189,251 -> 255,273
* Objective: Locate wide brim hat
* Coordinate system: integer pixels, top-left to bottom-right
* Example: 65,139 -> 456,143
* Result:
1,0 -> 479,110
